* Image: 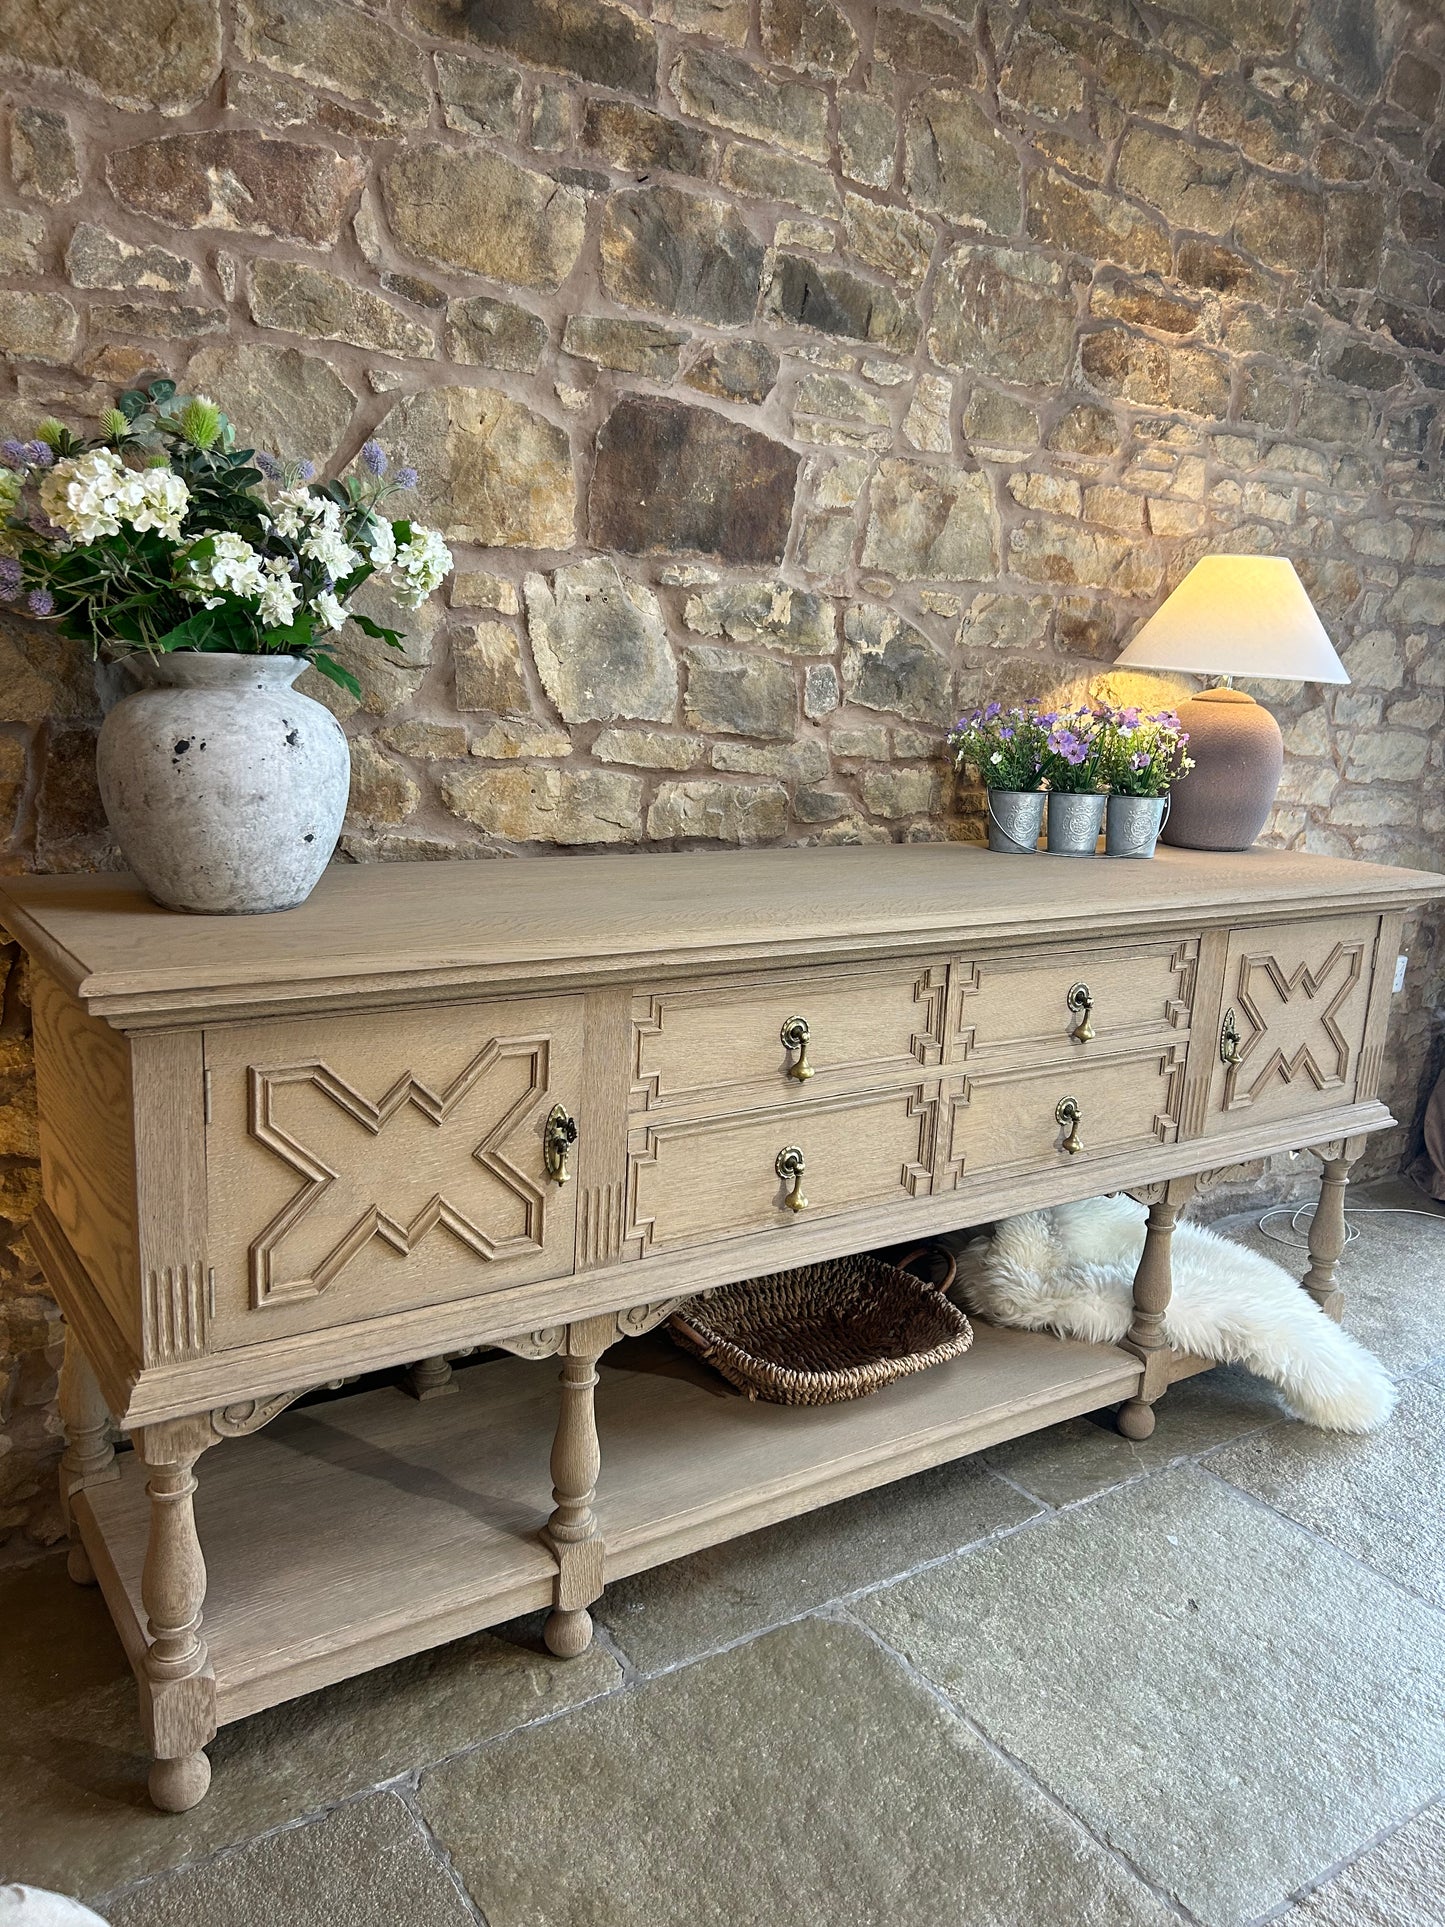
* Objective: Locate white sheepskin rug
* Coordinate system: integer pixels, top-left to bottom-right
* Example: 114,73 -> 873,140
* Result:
953,1193 -> 1395,1433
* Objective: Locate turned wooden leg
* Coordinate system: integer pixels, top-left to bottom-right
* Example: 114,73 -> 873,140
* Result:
1118,1177 -> 1194,1440
1303,1139 -> 1360,1322
403,1354 -> 456,1400
138,1415 -> 219,1812
541,1316 -> 610,1659
58,1324 -> 117,1585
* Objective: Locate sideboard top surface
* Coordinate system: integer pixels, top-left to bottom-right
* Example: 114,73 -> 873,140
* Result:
2,842 -> 1441,1024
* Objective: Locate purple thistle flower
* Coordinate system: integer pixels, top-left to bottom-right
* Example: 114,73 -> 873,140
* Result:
27,588 -> 53,616
0,440 -> 27,467
295,458 -> 316,483
361,439 -> 387,477
254,450 -> 282,481
24,441 -> 52,467
0,558 -> 21,598
395,465 -> 418,491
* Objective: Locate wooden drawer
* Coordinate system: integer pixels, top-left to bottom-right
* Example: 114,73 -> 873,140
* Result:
204,994 -> 583,1349
631,962 -> 946,1113
955,937 -> 1196,1063
627,1085 -> 936,1255
1204,914 -> 1380,1136
943,1043 -> 1186,1185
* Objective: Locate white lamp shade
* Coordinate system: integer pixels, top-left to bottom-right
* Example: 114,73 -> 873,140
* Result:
1114,555 -> 1349,684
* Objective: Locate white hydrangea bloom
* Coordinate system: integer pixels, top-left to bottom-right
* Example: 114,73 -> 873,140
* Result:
194,530 -> 267,599
116,467 -> 189,540
257,562 -> 300,628
391,525 -> 451,607
315,590 -> 348,632
364,513 -> 396,569
266,486 -> 317,539
39,448 -> 126,542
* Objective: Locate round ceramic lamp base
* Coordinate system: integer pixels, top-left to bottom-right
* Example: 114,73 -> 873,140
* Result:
1159,687 -> 1284,852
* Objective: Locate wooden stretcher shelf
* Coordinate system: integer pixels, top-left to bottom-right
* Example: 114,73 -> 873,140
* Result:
78,1318 -> 1144,1725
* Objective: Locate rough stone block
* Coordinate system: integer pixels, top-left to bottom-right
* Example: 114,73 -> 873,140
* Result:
108,132 -> 363,244
590,397 -> 799,564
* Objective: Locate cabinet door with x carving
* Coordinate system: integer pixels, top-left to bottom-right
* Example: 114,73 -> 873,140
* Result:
1203,913 -> 1381,1137
203,994 -> 583,1349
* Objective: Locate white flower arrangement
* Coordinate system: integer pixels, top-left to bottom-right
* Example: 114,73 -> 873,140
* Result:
0,380 -> 454,701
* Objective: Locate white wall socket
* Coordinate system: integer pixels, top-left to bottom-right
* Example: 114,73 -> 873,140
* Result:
1394,954 -> 1409,994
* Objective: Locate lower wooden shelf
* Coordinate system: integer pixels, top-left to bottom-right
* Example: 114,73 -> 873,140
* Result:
79,1318 -> 1149,1726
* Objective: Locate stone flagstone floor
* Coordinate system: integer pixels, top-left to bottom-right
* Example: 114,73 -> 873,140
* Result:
2,1184 -> 1442,1927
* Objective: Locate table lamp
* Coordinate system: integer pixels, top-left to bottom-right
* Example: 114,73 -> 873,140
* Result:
1111,555 -> 1349,851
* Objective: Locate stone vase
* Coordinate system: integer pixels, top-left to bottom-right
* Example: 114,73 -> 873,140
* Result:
1045,790 -> 1106,856
1105,793 -> 1169,859
96,654 -> 350,915
985,788 -> 1046,854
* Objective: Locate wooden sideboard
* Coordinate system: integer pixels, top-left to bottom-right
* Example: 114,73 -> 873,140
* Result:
3,842 -> 1441,1812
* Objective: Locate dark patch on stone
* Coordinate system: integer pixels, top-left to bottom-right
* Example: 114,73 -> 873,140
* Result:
106,132 -> 362,245
685,339 -> 778,404
764,254 -> 919,350
173,738 -> 190,755
589,396 -> 799,564
405,0 -> 657,98
601,185 -> 764,325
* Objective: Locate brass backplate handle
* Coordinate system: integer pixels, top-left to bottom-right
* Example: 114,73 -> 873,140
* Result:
775,1144 -> 808,1212
1066,981 -> 1095,1044
1220,1007 -> 1242,1067
543,1103 -> 579,1183
780,1015 -> 814,1081
1055,1096 -> 1084,1156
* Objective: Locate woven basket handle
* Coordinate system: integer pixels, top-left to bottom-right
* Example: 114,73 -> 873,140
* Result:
890,1243 -> 958,1296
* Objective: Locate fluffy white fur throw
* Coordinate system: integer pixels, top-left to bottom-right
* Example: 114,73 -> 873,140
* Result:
953,1193 -> 1395,1433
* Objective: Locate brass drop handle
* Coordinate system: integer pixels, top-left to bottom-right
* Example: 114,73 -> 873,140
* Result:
1220,1008 -> 1242,1067
780,1015 -> 814,1081
1055,1096 -> 1084,1156
775,1144 -> 808,1212
1066,981 -> 1095,1044
544,1103 -> 578,1183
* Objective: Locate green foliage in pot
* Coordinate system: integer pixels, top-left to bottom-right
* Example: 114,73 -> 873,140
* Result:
949,699 -> 1050,792
1036,705 -> 1105,793
1097,705 -> 1193,797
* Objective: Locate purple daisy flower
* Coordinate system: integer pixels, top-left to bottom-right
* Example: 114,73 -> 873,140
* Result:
27,588 -> 53,616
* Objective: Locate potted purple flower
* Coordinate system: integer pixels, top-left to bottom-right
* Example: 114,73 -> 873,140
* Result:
1039,707 -> 1107,855
949,701 -> 1051,853
1098,707 -> 1193,858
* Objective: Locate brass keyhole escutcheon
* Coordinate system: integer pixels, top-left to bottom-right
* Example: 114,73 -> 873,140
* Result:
1220,1007 -> 1242,1067
775,1144 -> 808,1211
780,1015 -> 814,1081
544,1103 -> 578,1183
1066,982 -> 1095,1044
1055,1096 -> 1084,1156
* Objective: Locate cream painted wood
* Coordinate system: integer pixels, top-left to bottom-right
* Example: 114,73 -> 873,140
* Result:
631,961 -> 946,1114
203,994 -> 583,1349
4,843 -> 1442,1813
1204,913 -> 1380,1136
953,936 -> 1196,1064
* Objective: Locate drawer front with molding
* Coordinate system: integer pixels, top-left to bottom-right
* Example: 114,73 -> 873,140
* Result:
204,994 -> 583,1349
627,1086 -> 937,1254
631,962 -> 946,1114
942,1044 -> 1186,1186
954,937 -> 1196,1065
1204,915 -> 1379,1136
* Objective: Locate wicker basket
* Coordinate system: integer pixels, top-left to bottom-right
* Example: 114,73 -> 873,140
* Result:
667,1245 -> 972,1407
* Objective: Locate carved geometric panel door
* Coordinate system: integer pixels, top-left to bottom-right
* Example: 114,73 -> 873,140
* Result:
204,993 -> 583,1348
1204,915 -> 1379,1136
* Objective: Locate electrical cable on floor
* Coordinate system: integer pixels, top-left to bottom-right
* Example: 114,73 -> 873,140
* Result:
1255,1201 -> 1445,1250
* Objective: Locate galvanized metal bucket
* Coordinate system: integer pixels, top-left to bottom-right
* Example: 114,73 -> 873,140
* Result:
1046,790 -> 1107,856
1105,792 -> 1169,859
986,788 -> 1046,854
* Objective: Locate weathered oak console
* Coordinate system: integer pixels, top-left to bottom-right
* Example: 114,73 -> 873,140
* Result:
3,843 -> 1440,1811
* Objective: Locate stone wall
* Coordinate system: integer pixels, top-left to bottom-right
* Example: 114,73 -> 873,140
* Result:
0,0 -> 1443,1548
